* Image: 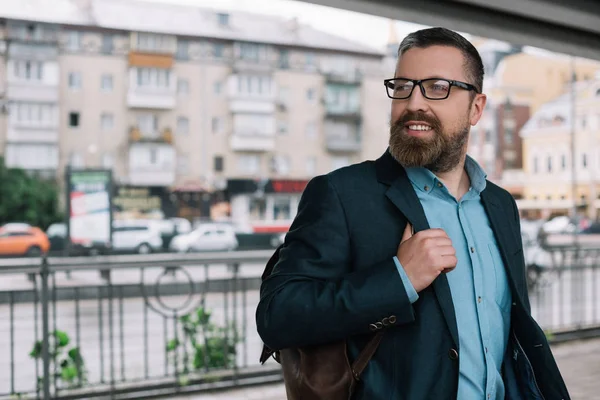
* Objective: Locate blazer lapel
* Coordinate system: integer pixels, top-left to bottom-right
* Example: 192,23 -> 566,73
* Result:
376,150 -> 460,348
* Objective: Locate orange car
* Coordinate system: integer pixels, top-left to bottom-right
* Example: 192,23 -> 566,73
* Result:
0,223 -> 51,257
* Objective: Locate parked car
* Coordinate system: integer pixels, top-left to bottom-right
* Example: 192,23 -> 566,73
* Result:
112,220 -> 163,254
169,223 -> 238,252
0,224 -> 50,257
46,223 -> 111,256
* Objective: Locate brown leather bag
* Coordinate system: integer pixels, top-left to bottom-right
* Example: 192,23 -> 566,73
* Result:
259,246 -> 385,400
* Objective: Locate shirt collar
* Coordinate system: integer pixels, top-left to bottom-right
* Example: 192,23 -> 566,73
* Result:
404,155 -> 487,195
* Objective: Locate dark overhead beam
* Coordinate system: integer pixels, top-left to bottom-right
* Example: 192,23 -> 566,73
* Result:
298,0 -> 600,60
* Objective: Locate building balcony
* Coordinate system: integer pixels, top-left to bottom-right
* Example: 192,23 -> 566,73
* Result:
128,142 -> 176,186
7,126 -> 58,143
229,133 -> 276,152
231,57 -> 275,73
7,81 -> 59,102
4,143 -> 59,172
127,87 -> 176,109
323,69 -> 362,84
129,126 -> 173,144
324,103 -> 362,120
326,135 -> 361,153
229,98 -> 276,114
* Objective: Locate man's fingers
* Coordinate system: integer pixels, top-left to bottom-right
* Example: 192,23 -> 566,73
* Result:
401,222 -> 413,243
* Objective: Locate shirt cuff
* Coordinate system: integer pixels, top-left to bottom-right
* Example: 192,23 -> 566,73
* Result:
393,256 -> 419,304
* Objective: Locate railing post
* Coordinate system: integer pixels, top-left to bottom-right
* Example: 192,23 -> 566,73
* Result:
40,256 -> 51,400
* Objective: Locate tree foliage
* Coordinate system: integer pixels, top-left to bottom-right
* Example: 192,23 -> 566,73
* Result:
0,157 -> 63,229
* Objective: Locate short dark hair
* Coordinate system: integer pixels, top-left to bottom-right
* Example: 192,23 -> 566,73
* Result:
398,27 -> 484,93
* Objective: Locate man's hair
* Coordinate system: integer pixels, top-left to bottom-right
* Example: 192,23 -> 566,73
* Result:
398,27 -> 484,94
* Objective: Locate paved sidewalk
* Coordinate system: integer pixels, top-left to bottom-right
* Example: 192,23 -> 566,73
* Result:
170,338 -> 600,400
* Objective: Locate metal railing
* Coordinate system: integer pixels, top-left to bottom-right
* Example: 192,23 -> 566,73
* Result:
0,251 -> 281,400
2,246 -> 600,399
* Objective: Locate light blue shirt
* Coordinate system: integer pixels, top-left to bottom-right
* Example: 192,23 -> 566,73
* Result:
393,156 -> 512,400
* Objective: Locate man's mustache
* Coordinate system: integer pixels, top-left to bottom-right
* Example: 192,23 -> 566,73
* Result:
393,112 -> 441,131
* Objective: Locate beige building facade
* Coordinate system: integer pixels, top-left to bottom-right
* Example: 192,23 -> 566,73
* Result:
0,0 -> 390,228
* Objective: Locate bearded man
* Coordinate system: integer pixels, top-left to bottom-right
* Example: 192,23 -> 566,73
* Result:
257,27 -> 570,400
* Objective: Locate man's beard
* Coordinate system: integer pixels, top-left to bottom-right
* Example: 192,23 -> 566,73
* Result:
388,111 -> 470,173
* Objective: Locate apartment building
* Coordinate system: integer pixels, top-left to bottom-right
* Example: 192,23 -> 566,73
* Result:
0,0 -> 390,229
512,81 -> 600,219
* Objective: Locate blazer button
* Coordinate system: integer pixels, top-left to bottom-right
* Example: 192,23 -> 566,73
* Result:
389,315 -> 397,324
448,349 -> 458,360
375,322 -> 383,330
369,323 -> 378,332
382,317 -> 390,326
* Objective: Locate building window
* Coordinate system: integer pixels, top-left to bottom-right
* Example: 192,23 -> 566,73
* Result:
561,154 -> 567,170
331,156 -> 350,171
14,60 -> 43,81
237,42 -> 267,62
69,152 -> 84,168
101,34 -> 113,54
176,40 -> 189,60
237,155 -> 260,175
547,156 -> 552,172
273,196 -> 292,220
306,156 -> 316,175
307,88 -> 316,102
278,121 -> 288,135
213,43 -> 224,58
102,153 -> 114,169
101,74 -> 113,91
582,153 -> 588,168
279,87 -> 290,106
136,33 -> 171,52
270,155 -> 291,175
214,81 -> 223,94
66,31 -> 81,51
177,117 -> 189,134
236,75 -> 273,96
100,113 -> 114,130
177,79 -> 189,95
217,12 -> 230,26
305,122 -> 317,139
212,117 -> 223,133
305,52 -> 316,68
13,103 -> 55,126
533,156 -> 538,174
177,155 -> 189,174
485,129 -> 492,142
137,114 -> 159,137
69,72 -> 82,90
69,112 -> 80,128
136,68 -> 171,89
504,127 -> 514,145
214,156 -> 224,172
279,49 -> 290,69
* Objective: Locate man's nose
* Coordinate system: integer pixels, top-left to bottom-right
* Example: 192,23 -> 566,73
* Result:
405,84 -> 429,113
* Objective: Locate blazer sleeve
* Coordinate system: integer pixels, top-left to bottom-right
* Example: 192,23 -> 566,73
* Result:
256,174 -> 416,351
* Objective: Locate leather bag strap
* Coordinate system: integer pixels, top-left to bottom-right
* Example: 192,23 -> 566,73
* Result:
350,331 -> 384,380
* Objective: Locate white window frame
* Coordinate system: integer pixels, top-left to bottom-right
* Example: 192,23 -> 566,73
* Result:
69,72 -> 82,90
177,116 -> 189,134
136,68 -> 171,90
101,74 -> 113,91
100,113 -> 114,131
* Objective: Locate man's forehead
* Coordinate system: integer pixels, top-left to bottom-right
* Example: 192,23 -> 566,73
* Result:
395,46 -> 467,80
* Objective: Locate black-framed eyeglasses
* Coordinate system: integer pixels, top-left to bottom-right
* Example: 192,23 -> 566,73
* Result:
384,78 -> 479,100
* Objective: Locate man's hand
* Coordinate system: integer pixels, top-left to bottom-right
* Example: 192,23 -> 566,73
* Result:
397,223 -> 457,293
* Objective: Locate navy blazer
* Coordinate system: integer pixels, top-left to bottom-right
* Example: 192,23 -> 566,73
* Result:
256,150 -> 570,400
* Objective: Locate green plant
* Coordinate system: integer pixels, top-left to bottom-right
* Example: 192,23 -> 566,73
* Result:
166,306 -> 239,378
29,330 -> 86,390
